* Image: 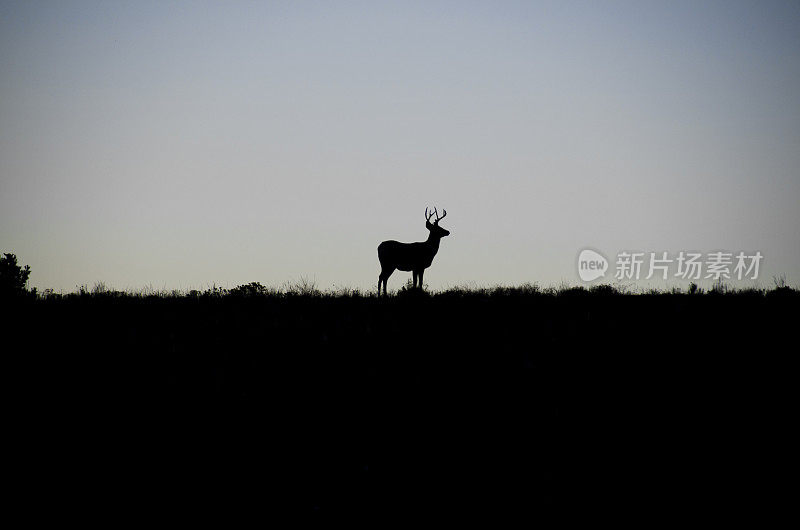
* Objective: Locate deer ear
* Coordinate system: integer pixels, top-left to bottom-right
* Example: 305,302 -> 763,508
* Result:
426,221 -> 433,230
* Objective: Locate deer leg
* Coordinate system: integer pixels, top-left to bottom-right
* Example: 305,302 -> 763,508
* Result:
413,271 -> 418,288
379,267 -> 394,296
418,269 -> 424,290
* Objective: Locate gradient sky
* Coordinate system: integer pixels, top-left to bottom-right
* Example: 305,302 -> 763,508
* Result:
2,1 -> 799,292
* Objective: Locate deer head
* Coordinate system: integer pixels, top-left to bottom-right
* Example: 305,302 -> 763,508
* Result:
425,207 -> 450,238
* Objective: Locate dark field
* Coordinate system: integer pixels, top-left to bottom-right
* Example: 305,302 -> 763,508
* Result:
6,286 -> 796,521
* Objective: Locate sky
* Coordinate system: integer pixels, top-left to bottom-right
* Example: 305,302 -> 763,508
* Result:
1,0 -> 799,292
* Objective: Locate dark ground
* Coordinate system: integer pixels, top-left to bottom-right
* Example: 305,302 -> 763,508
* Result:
4,287 -> 796,522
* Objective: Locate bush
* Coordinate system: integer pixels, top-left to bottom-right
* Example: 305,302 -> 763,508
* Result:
0,253 -> 32,298
229,282 -> 270,297
589,284 -> 619,295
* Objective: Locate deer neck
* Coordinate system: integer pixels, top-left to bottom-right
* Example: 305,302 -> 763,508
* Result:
426,233 -> 441,254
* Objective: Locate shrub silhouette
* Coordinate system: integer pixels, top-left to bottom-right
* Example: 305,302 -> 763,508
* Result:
229,282 -> 269,297
0,253 -> 31,298
589,284 -> 619,296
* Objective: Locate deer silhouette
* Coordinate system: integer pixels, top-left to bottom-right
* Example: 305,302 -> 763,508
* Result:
377,207 -> 450,296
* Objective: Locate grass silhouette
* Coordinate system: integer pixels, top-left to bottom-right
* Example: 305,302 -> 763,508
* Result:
5,281 -> 796,520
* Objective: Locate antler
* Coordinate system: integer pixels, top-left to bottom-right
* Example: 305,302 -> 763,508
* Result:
426,207 -> 447,224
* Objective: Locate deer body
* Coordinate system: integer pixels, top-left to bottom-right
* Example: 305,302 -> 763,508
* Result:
378,238 -> 440,272
378,208 -> 449,295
